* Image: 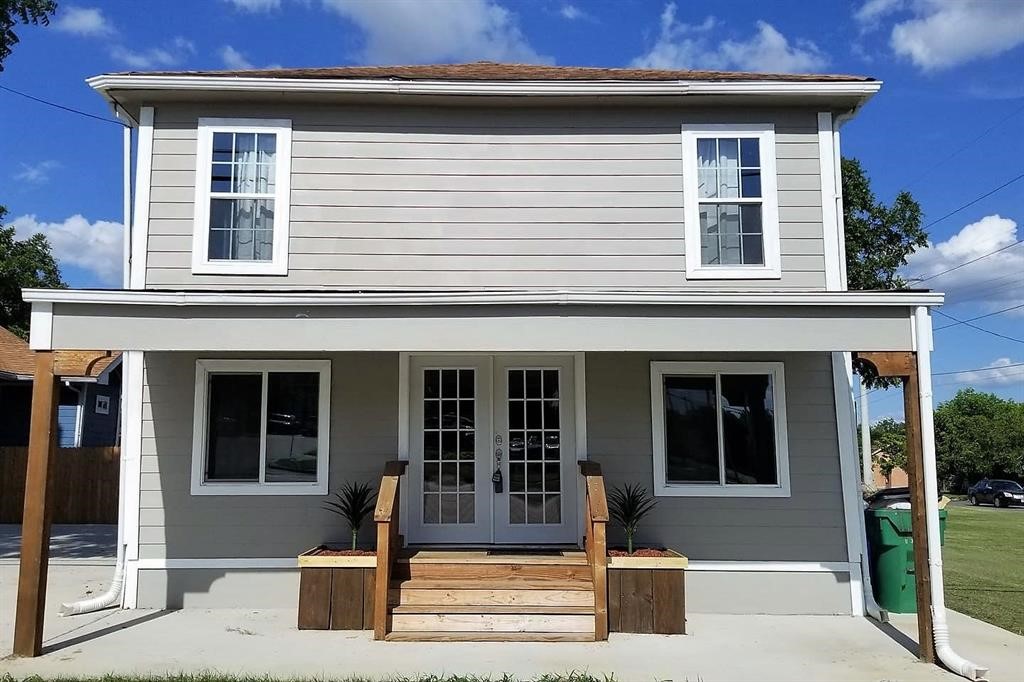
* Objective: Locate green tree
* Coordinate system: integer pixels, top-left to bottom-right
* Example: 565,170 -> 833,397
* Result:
871,417 -> 908,481
0,205 -> 66,338
0,0 -> 57,70
934,389 -> 1024,492
842,157 -> 928,290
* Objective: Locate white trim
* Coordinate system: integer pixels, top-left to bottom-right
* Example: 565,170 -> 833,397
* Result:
818,113 -> 842,291
88,73 -> 882,100
398,352 -> 410,539
22,288 -> 945,308
831,352 -> 867,617
130,107 -> 153,290
681,123 -> 781,280
135,557 -> 298,570
72,384 -> 85,447
686,561 -> 853,573
573,351 -> 587,461
190,359 -> 331,496
28,301 -> 52,350
121,350 -> 144,608
832,120 -> 850,289
650,361 -> 791,497
122,122 -> 133,290
191,118 -> 292,276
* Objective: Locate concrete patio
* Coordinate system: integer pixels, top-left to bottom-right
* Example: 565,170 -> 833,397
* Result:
1,524 -> 1021,681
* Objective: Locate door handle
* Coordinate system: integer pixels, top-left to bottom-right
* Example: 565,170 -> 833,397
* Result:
493,445 -> 503,493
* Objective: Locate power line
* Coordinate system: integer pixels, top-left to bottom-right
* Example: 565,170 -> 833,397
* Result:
906,102 -> 1024,189
912,239 -> 1024,284
0,84 -> 124,126
865,361 -> 1024,397
933,308 -> 1024,344
919,172 -> 1024,233
934,302 -> 1024,330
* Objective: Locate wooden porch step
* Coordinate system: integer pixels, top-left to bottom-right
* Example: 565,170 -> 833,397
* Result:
385,631 -> 596,642
390,587 -> 595,607
391,604 -> 594,615
391,562 -> 592,583
399,550 -> 588,566
392,577 -> 593,591
390,612 -> 595,634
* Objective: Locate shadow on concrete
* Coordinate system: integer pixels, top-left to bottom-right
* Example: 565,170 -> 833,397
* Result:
870,616 -> 921,658
0,524 -> 116,559
41,610 -> 174,655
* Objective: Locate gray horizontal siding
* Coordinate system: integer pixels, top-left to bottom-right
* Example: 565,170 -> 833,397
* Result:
587,351 -> 848,562
139,350 -> 847,567
145,103 -> 827,290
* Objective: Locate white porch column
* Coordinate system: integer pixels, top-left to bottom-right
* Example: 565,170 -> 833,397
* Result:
120,349 -> 145,608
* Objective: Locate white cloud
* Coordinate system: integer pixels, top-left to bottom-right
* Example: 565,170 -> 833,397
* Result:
560,4 -> 585,20
13,161 -> 60,185
52,6 -> 114,37
631,3 -> 828,73
854,0 -> 1024,71
904,215 -> 1024,311
10,214 -> 123,285
109,37 -> 196,69
220,45 -> 253,69
223,0 -> 281,11
947,358 -> 1024,386
321,0 -> 550,64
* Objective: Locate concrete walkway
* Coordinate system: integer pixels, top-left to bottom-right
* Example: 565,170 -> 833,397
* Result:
2,560 -> 1021,682
0,524 -> 116,562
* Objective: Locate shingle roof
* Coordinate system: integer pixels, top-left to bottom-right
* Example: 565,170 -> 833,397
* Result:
0,326 -> 120,379
113,61 -> 874,83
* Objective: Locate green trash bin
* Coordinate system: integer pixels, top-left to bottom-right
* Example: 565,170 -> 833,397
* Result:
865,507 -> 947,613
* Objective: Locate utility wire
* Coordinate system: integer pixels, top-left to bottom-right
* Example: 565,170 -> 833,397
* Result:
934,302 -> 1024,330
865,361 -> 1024,397
0,84 -> 125,126
933,308 -> 1024,344
919,172 -> 1024,233
912,239 -> 1024,284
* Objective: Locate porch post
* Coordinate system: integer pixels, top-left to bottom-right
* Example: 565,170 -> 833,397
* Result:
13,351 -> 60,657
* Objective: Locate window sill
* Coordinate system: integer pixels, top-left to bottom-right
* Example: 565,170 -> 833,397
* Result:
685,266 -> 783,280
190,480 -> 328,496
191,260 -> 289,276
654,484 -> 791,498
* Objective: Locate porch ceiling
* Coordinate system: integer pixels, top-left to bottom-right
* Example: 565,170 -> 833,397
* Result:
24,289 -> 939,353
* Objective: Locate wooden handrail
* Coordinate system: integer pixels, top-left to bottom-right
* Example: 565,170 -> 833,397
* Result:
373,459 -> 407,640
579,460 -> 608,641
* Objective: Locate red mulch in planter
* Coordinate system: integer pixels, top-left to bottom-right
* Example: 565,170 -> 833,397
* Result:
308,546 -> 376,556
607,547 -> 674,557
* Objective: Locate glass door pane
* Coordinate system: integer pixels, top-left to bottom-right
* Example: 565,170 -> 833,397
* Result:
506,368 -> 562,526
422,368 -> 476,525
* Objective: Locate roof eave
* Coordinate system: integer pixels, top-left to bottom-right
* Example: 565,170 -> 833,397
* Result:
87,74 -> 882,104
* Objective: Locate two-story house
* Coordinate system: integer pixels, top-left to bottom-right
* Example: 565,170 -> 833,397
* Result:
17,63 -> 946,646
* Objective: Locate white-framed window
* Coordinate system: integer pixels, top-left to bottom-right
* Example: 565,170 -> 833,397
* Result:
191,118 -> 292,275
190,359 -> 330,496
650,361 -> 790,497
95,394 -> 111,415
680,124 -> 781,279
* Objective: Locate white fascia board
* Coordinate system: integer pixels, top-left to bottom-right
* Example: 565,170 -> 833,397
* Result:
22,288 -> 943,308
87,74 -> 882,100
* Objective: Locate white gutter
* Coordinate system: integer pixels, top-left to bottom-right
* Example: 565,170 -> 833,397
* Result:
21,288 -> 944,308
914,306 -> 987,680
86,74 -> 882,100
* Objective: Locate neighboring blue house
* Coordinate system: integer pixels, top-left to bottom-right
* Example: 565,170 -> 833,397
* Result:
0,326 -> 121,447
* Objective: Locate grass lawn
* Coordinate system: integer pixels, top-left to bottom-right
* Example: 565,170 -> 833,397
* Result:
943,505 -> 1024,635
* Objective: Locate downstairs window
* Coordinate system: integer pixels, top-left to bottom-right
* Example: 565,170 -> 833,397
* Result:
650,361 -> 791,497
191,359 -> 330,495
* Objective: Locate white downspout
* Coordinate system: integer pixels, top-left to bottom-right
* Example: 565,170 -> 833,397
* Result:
860,379 -> 872,485
914,306 -> 987,680
60,114 -> 133,617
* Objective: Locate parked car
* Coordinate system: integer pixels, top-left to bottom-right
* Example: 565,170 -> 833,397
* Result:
967,479 -> 1024,508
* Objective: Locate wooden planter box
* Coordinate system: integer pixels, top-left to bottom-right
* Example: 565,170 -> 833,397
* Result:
607,550 -> 687,635
297,549 -> 377,630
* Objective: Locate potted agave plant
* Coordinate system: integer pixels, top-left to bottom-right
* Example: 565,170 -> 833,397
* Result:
297,481 -> 379,631
605,483 -> 688,635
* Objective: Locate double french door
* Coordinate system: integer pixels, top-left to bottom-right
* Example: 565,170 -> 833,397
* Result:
407,355 -> 577,545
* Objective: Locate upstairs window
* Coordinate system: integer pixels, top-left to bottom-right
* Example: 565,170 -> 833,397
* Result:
681,124 -> 780,279
192,118 -> 292,275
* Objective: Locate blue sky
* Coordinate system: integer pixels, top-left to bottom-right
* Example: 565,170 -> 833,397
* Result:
1,0 -> 1022,417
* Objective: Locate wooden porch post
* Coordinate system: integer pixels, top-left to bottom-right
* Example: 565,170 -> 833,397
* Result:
854,351 -> 935,664
13,351 -> 60,657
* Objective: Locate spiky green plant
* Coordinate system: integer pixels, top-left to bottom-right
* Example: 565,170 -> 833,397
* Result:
323,482 -> 377,550
607,483 -> 658,555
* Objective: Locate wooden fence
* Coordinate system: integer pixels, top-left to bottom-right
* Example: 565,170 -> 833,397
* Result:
0,447 -> 120,524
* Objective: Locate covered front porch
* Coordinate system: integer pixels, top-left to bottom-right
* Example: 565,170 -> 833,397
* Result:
13,289 -> 943,653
